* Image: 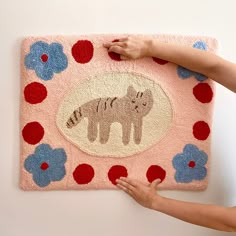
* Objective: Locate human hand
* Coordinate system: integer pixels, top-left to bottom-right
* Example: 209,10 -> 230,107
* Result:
116,177 -> 162,209
103,36 -> 152,60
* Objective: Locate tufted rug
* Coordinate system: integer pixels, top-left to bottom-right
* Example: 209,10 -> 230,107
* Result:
20,35 -> 217,190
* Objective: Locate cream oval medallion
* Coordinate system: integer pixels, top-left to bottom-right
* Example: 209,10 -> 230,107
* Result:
57,72 -> 173,157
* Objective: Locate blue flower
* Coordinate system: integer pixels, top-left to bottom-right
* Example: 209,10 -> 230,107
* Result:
24,41 -> 68,81
24,144 -> 67,187
177,41 -> 207,81
172,144 -> 208,183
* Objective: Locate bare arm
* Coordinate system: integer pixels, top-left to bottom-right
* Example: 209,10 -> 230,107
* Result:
104,37 -> 236,92
116,177 -> 236,232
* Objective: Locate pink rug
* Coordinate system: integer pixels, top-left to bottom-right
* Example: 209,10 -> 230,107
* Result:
20,34 -> 218,190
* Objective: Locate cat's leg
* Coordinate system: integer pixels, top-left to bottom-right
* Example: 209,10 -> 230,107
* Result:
122,122 -> 131,145
99,121 -> 111,144
133,119 -> 143,144
87,120 -> 98,142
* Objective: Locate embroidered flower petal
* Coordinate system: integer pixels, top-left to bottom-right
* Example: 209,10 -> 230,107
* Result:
49,43 -> 68,73
35,65 -> 54,81
191,166 -> 207,180
24,154 -> 41,173
35,144 -> 52,159
194,72 -> 207,82
193,41 -> 207,50
177,66 -> 193,79
50,149 -> 67,165
175,169 -> 194,183
30,41 -> 49,54
33,171 -> 51,187
49,166 -> 66,181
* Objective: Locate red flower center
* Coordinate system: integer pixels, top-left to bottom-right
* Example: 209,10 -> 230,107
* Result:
41,54 -> 48,62
40,162 -> 49,170
188,161 -> 196,168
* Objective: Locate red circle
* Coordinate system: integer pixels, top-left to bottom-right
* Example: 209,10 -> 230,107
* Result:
22,122 -> 44,145
72,40 -> 94,63
41,54 -> 48,62
193,83 -> 213,103
108,165 -> 128,185
24,82 -> 47,104
108,39 -> 121,61
146,165 -> 166,183
40,162 -> 49,170
188,161 -> 196,168
193,121 -> 210,140
73,164 -> 95,184
152,57 -> 168,65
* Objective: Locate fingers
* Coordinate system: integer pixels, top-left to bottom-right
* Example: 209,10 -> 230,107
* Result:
116,178 -> 136,190
103,39 -> 130,60
103,37 -> 128,48
103,42 -> 111,48
117,37 -> 128,42
116,178 -> 136,197
116,183 -> 134,197
119,177 -> 139,187
150,179 -> 162,189
104,42 -> 126,48
108,45 -> 126,55
120,55 -> 130,60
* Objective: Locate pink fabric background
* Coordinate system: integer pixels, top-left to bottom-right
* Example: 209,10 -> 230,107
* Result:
20,35 -> 218,190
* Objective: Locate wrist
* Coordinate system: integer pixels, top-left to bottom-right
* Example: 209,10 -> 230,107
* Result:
143,38 -> 154,57
151,195 -> 166,211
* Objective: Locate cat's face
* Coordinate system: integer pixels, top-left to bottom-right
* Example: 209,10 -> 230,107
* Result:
127,86 -> 153,117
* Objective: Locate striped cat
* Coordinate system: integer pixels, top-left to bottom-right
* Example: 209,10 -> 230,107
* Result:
66,86 -> 153,145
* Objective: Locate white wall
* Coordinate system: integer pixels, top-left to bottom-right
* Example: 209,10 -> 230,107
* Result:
1,0 -> 236,235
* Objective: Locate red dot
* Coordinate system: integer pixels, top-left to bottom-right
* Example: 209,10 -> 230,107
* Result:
152,57 -> 168,65
22,122 -> 44,145
24,82 -> 47,104
40,162 -> 49,170
108,165 -> 128,185
193,83 -> 213,103
41,54 -> 48,62
188,161 -> 196,168
108,39 -> 121,61
72,40 -> 94,64
193,121 -> 210,140
73,164 -> 95,185
146,165 -> 166,183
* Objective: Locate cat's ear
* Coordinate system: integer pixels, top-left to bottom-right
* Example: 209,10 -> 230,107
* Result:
127,86 -> 136,97
144,89 -> 153,98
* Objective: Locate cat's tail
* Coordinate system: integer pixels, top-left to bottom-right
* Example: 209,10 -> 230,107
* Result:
66,107 -> 83,128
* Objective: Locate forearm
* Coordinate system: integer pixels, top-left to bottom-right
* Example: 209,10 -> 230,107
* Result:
153,196 -> 236,232
146,39 -> 236,92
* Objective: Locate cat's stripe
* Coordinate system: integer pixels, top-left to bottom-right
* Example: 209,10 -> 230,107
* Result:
140,92 -> 143,97
73,110 -> 78,121
136,92 -> 139,98
70,117 -> 75,125
110,97 -> 117,107
97,98 -> 101,112
78,107 -> 82,117
104,98 -> 109,110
